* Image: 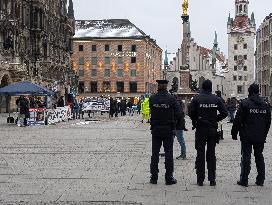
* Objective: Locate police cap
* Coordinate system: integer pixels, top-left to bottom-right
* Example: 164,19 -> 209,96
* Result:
156,80 -> 169,85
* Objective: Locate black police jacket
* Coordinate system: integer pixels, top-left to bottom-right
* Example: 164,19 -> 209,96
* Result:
231,94 -> 271,143
188,90 -> 228,130
149,90 -> 181,136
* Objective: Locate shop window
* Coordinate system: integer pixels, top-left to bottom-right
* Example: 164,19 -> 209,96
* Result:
78,81 -> 85,93
90,81 -> 97,93
129,82 -> 137,93
116,81 -> 124,92
102,81 -> 111,92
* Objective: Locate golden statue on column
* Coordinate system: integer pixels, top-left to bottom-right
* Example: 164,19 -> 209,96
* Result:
182,0 -> 189,16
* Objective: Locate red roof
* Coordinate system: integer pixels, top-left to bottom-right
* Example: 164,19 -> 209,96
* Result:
231,16 -> 250,32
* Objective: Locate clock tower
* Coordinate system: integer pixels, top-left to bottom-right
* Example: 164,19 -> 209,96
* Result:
227,0 -> 256,99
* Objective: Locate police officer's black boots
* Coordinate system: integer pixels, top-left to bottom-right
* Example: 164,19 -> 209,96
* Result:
150,175 -> 158,184
210,181 -> 216,186
237,180 -> 248,187
165,176 -> 177,185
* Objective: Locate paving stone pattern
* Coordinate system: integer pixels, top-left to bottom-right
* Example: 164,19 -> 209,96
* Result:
0,114 -> 271,205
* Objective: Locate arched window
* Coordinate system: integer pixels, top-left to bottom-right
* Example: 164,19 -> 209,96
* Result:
244,5 -> 247,13
239,5 -> 242,12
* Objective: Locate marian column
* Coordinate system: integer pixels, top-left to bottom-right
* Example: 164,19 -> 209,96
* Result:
180,0 -> 191,93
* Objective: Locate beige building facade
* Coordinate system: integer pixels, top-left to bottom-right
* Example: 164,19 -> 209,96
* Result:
255,14 -> 272,103
72,19 -> 162,97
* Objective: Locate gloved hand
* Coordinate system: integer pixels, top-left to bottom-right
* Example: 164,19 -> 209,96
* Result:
232,135 -> 238,140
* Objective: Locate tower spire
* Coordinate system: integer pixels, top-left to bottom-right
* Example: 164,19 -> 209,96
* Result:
68,0 -> 74,19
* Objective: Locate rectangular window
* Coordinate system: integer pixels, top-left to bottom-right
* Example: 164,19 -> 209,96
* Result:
129,82 -> 137,93
244,44 -> 247,49
79,45 -> 84,51
118,57 -> 123,64
244,55 -> 247,60
131,45 -> 136,52
117,69 -> 123,77
104,69 -> 110,77
79,57 -> 84,65
118,45 -> 123,52
78,81 -> 85,94
92,45 -> 97,52
234,44 -> 238,50
237,85 -> 243,94
91,69 -> 97,77
130,69 -> 137,77
233,75 -> 237,81
105,57 -> 110,64
90,81 -> 97,93
234,66 -> 237,71
244,66 -> 247,71
91,57 -> 97,65
234,55 -> 237,61
79,69 -> 84,77
116,81 -> 124,92
131,57 -> 136,64
102,81 -> 111,92
238,76 -> 243,81
244,76 -> 247,81
105,44 -> 110,51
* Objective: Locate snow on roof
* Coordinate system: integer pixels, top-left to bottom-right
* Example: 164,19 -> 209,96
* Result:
74,19 -> 147,38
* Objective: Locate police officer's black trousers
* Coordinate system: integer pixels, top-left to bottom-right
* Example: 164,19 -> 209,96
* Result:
150,135 -> 174,178
240,142 -> 265,183
195,131 -> 216,182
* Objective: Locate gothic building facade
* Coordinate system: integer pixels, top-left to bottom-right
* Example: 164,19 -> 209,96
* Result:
226,0 -> 256,99
0,0 -> 75,111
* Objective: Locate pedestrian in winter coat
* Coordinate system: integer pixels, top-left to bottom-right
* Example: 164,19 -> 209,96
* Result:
175,100 -> 188,160
16,96 -> 30,127
231,83 -> 271,187
141,97 -> 150,123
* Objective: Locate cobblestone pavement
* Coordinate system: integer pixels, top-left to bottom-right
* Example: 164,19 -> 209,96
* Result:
0,113 -> 271,205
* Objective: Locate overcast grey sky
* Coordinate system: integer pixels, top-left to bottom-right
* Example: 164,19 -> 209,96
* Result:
74,0 -> 272,57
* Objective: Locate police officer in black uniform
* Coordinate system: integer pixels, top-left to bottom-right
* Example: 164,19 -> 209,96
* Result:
149,80 -> 181,185
188,80 -> 228,186
231,83 -> 271,187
